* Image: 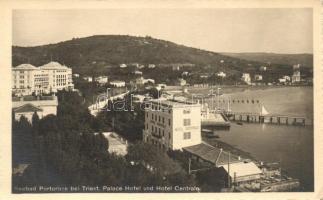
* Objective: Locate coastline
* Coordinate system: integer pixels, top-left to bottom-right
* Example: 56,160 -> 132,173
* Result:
188,85 -> 313,96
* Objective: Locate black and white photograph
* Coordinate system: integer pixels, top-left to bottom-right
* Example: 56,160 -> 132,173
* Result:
2,1 -> 320,197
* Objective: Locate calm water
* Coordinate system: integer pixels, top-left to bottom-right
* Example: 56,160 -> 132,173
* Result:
203,87 -> 314,191
204,86 -> 313,124
216,124 -> 313,191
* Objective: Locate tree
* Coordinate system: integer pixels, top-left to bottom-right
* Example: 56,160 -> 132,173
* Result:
126,142 -> 182,175
32,111 -> 40,126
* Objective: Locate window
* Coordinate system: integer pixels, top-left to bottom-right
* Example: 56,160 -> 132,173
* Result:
183,132 -> 191,140
183,109 -> 191,114
168,119 -> 171,126
151,113 -> 154,120
162,117 -> 165,124
183,119 -> 191,126
158,116 -> 160,122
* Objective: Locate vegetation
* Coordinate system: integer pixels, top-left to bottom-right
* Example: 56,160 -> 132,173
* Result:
12,35 -> 312,86
12,91 -> 200,192
221,52 -> 313,68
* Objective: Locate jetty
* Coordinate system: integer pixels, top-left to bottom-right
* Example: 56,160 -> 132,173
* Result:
225,110 -> 306,126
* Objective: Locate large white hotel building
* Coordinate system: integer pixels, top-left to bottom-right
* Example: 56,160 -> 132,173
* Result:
143,99 -> 201,150
12,62 -> 74,96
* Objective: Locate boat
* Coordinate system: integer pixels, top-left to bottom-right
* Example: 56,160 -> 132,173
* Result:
260,105 -> 271,123
260,105 -> 269,116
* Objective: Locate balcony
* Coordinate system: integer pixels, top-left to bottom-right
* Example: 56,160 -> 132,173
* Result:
151,131 -> 162,139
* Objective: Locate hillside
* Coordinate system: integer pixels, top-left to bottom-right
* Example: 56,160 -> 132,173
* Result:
221,52 -> 313,68
13,35 -> 271,74
12,35 -> 313,85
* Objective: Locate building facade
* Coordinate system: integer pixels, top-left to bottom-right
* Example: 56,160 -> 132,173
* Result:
292,71 -> 301,83
12,95 -> 58,122
292,64 -> 301,83
143,100 -> 201,150
12,62 -> 74,96
241,73 -> 251,85
95,76 -> 108,85
110,80 -> 126,87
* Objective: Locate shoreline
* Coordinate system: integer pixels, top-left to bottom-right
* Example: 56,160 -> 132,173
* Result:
188,85 -> 312,95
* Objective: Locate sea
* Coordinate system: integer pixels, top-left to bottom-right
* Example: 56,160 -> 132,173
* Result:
200,86 -> 314,191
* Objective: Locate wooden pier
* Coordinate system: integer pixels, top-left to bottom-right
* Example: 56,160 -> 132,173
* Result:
225,111 -> 306,126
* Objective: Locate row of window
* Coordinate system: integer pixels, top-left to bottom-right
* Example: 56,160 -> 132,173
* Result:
56,74 -> 67,78
149,113 -> 172,126
149,124 -> 171,138
150,104 -> 172,114
35,78 -> 49,82
148,111 -> 192,127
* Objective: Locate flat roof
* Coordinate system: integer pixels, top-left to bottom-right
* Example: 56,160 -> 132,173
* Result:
150,99 -> 200,108
221,162 -> 262,178
183,142 -> 242,166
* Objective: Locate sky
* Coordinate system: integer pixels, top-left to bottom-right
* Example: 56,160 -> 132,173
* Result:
12,8 -> 313,54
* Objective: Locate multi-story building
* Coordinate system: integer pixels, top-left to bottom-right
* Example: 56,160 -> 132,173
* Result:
292,71 -> 301,83
241,73 -> 251,85
143,99 -> 201,150
292,64 -> 301,83
12,62 -> 74,96
12,64 -> 39,96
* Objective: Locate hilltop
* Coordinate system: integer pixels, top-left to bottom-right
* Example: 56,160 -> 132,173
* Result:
13,35 -> 271,72
12,35 -> 313,84
221,52 -> 313,68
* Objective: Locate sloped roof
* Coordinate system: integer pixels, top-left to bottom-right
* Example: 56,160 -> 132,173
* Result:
220,162 -> 262,178
13,103 -> 43,113
39,61 -> 68,70
183,142 -> 241,166
13,64 -> 37,70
